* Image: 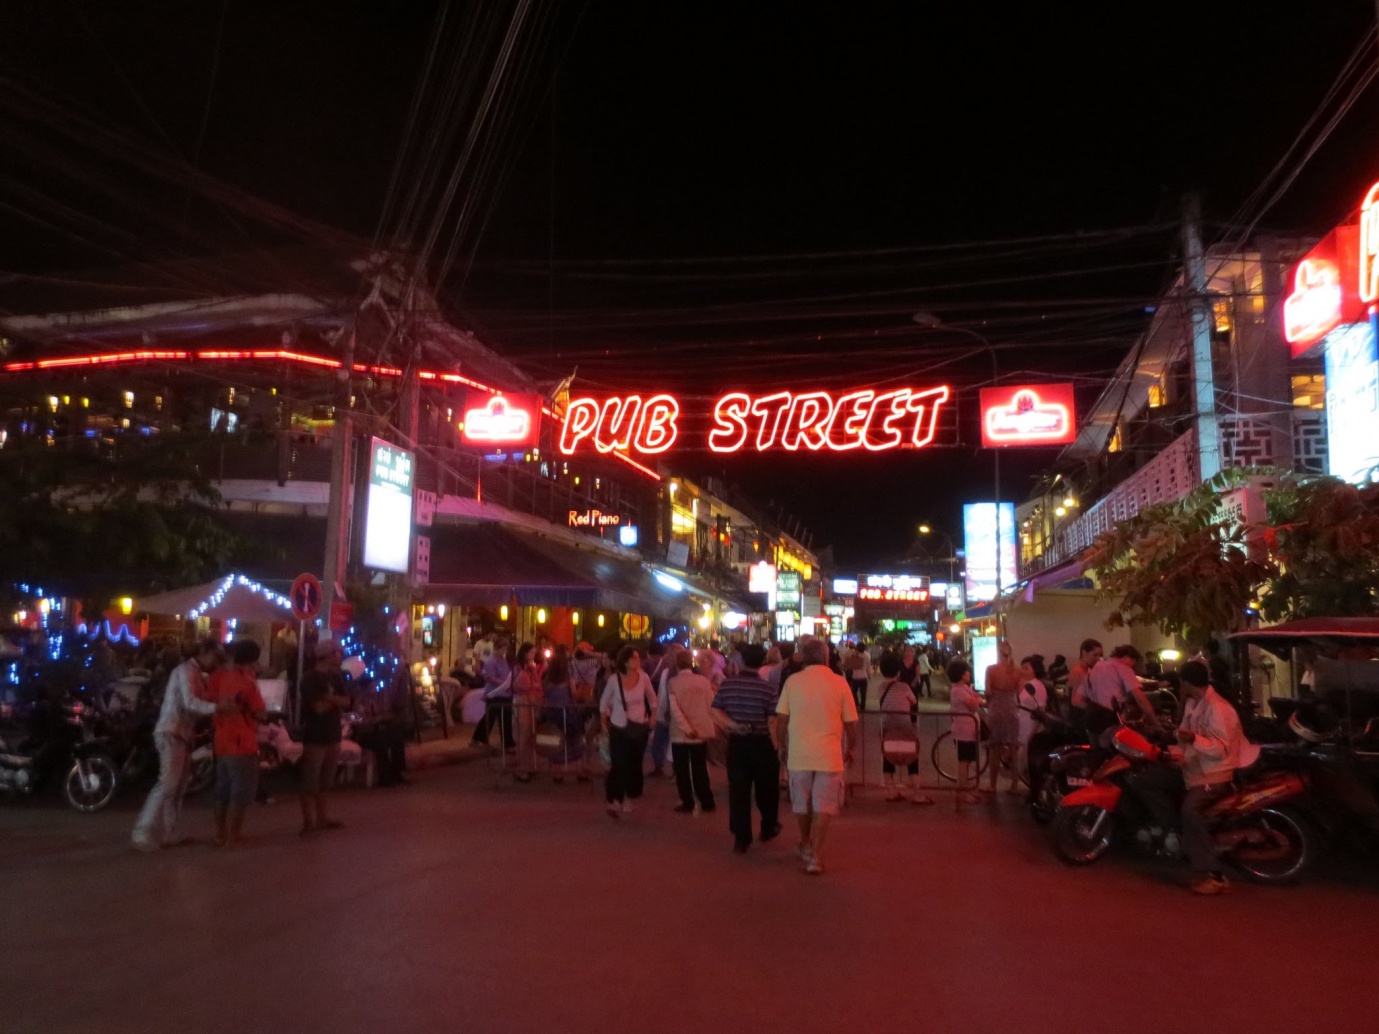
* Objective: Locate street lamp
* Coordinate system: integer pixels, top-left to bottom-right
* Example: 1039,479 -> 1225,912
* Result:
912,311 -> 1005,622
916,524 -> 958,586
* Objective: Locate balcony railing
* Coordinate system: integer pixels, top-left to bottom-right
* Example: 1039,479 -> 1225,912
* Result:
1020,409 -> 1330,578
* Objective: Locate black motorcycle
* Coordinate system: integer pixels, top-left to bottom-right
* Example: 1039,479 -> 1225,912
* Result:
0,699 -> 120,812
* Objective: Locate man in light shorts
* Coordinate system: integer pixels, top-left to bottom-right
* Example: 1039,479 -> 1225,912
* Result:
775,636 -> 858,875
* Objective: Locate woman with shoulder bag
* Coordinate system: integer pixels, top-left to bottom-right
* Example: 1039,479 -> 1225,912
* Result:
599,645 -> 657,818
877,652 -> 934,805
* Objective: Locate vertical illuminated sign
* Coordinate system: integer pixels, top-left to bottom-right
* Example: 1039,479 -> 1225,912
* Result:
962,503 -> 1016,603
363,438 -> 415,573
1325,321 -> 1379,485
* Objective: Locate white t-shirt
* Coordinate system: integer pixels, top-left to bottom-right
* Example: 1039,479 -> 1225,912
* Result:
1017,679 -> 1049,744
599,671 -> 656,729
917,653 -> 932,675
775,664 -> 858,772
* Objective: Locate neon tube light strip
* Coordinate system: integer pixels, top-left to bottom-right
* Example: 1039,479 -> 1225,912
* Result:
1,348 -> 656,480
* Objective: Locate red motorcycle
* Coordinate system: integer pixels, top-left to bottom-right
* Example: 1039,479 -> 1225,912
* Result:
1051,727 -> 1315,884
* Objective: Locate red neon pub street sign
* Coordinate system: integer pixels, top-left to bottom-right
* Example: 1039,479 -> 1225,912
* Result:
979,383 -> 1077,447
557,386 -> 952,456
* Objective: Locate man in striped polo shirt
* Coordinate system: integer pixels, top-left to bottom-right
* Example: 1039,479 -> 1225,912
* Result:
712,643 -> 783,854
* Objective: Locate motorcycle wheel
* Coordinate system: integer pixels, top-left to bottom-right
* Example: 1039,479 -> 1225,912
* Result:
185,755 -> 215,796
1029,774 -> 1061,825
63,754 -> 119,813
1052,804 -> 1116,865
1224,806 -> 1315,884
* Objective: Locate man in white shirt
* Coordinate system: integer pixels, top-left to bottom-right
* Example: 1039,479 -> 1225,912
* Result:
916,650 -> 933,698
1133,661 -> 1253,895
132,640 -> 227,851
775,637 -> 858,875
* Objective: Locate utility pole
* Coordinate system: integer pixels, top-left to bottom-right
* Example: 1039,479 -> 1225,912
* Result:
1182,192 -> 1222,480
322,323 -> 356,632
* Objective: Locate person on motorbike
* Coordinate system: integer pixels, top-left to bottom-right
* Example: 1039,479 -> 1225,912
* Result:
1083,645 -> 1163,748
1130,660 -> 1252,895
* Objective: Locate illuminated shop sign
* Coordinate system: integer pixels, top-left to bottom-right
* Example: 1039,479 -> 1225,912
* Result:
831,577 -> 859,596
363,438 -> 414,574
1325,321 -> 1379,485
979,384 -> 1076,447
568,509 -> 621,528
461,393 -> 541,447
557,386 -> 952,457
856,573 -> 930,604
748,562 -> 778,593
1361,182 -> 1379,305
963,502 -> 1017,603
858,587 -> 929,602
776,571 -> 803,612
1283,226 -> 1363,356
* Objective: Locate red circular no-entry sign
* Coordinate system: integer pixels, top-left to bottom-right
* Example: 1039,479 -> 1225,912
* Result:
290,573 -> 323,622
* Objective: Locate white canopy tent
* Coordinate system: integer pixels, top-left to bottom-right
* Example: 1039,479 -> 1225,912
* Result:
135,574 -> 294,624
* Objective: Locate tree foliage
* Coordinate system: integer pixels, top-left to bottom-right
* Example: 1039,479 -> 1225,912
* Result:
1086,475 -> 1274,648
1087,468 -> 1379,646
1262,474 -> 1379,620
0,437 -> 258,618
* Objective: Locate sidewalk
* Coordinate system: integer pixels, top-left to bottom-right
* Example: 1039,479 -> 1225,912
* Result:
405,726 -> 487,769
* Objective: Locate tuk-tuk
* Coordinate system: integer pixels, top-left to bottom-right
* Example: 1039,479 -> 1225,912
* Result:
1228,618 -> 1379,851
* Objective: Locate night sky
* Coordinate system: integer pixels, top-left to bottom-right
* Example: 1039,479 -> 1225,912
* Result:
3,2 -> 1378,566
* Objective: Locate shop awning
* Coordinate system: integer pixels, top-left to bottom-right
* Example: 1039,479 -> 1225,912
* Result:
426,523 -> 687,619
135,573 -> 295,623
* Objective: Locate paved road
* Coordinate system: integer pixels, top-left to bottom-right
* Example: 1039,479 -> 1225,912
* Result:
2,764 -> 1375,1034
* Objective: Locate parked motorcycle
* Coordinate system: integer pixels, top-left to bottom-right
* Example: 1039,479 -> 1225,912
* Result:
0,699 -> 120,812
1051,726 -> 1315,883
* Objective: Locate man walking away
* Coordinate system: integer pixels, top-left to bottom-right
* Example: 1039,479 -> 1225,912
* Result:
917,649 -> 933,698
132,639 -> 226,852
775,637 -> 858,874
713,643 -> 782,854
842,642 -> 870,712
661,648 -> 717,814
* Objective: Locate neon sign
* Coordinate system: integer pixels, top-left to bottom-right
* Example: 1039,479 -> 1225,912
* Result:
857,587 -> 930,602
559,394 -> 681,455
708,387 -> 950,453
556,386 -> 952,457
1284,259 -> 1344,350
461,393 -> 539,447
1361,181 -> 1379,306
568,508 -> 621,528
979,384 -> 1076,447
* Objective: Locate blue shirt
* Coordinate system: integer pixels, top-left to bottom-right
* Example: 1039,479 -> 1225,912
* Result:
482,656 -> 513,698
713,671 -> 778,733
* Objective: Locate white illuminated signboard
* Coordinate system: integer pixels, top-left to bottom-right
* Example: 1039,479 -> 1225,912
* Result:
832,577 -> 859,596
963,503 -> 1017,603
749,561 -> 778,594
363,438 -> 415,573
1325,320 -> 1379,484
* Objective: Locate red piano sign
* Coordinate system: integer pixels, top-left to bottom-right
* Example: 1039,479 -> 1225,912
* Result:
979,384 -> 1076,447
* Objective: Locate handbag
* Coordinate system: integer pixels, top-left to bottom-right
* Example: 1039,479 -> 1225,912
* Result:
615,675 -> 649,742
879,681 -> 919,764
